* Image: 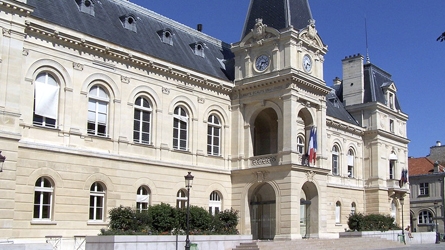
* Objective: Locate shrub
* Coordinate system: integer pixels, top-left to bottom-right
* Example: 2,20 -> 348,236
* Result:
347,213 -> 399,232
148,203 -> 178,234
108,205 -> 142,232
213,208 -> 239,235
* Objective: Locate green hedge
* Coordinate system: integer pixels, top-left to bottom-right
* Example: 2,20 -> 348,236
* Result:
347,213 -> 400,232
100,204 -> 239,235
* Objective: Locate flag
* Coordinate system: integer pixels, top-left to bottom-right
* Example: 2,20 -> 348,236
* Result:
401,169 -> 408,184
307,126 -> 317,165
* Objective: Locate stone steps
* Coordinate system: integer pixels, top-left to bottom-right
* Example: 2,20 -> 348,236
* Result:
232,238 -> 405,250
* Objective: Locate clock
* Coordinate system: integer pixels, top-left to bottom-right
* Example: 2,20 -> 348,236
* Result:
303,54 -> 312,72
255,55 -> 270,71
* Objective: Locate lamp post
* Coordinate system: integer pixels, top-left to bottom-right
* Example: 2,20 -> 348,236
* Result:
184,172 -> 194,250
434,202 -> 440,244
400,197 -> 405,245
0,151 -> 6,172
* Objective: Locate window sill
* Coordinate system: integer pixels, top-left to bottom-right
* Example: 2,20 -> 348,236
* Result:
31,220 -> 57,225
173,149 -> 192,154
87,221 -> 108,226
417,195 -> 430,198
33,124 -> 60,131
207,154 -> 223,158
335,223 -> 342,226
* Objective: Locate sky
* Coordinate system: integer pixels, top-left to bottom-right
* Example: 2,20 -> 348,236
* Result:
130,0 -> 445,157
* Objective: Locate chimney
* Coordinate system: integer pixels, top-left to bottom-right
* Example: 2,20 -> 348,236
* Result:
434,161 -> 440,173
341,54 -> 364,106
436,141 -> 441,147
197,24 -> 203,32
333,77 -> 341,86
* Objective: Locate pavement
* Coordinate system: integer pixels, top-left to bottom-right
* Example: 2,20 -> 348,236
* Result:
382,243 -> 445,249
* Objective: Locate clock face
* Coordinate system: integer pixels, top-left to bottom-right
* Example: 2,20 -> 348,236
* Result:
303,54 -> 312,72
255,55 -> 270,71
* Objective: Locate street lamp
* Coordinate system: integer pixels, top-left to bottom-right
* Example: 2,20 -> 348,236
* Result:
434,202 -> 441,244
184,172 -> 194,250
400,197 -> 405,245
0,151 -> 6,172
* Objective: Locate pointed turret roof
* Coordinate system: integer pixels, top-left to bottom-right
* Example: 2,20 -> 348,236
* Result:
242,0 -> 313,38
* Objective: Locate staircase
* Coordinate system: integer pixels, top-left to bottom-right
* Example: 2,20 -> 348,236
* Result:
233,238 -> 404,250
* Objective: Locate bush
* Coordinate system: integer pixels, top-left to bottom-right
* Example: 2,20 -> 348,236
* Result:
347,213 -> 399,232
108,205 -> 143,232
213,208 -> 239,235
148,203 -> 178,234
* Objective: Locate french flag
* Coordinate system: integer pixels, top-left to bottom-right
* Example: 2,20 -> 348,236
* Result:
307,126 -> 317,165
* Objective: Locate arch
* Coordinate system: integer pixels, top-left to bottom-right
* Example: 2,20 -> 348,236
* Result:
127,85 -> 161,110
84,172 -> 115,192
203,104 -> 229,126
132,178 -> 157,198
28,167 -> 64,188
246,100 -> 283,125
300,181 -> 319,238
25,59 -> 72,89
168,96 -> 197,119
253,108 -> 279,156
81,73 -> 120,100
249,182 -> 277,240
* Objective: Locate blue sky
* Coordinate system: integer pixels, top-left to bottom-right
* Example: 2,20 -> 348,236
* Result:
131,0 -> 445,157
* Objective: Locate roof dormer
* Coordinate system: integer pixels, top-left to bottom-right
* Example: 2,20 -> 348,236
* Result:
76,0 -> 95,16
120,14 -> 137,32
190,42 -> 205,58
157,29 -> 173,45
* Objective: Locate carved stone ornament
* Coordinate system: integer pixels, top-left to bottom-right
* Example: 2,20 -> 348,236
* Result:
307,19 -> 317,40
197,97 -> 205,104
306,170 -> 315,182
252,18 -> 267,41
73,62 -> 84,71
162,87 -> 170,95
121,76 -> 130,84
255,171 -> 268,183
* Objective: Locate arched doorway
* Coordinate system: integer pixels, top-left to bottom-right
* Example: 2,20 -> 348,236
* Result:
253,108 -> 278,156
300,182 -> 319,238
249,183 -> 276,240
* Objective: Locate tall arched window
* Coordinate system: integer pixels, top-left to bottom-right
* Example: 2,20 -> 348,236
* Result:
209,191 -> 222,215
335,201 -> 341,224
136,186 -> 150,212
88,86 -> 109,137
176,189 -> 187,208
33,177 -> 54,220
418,210 -> 433,224
347,149 -> 355,178
207,115 -> 221,156
89,182 -> 105,221
173,106 -> 188,151
33,72 -> 59,128
297,135 -> 305,154
332,145 -> 340,176
133,96 -> 152,144
350,202 -> 356,215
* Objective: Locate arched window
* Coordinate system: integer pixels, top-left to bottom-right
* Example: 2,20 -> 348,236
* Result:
389,150 -> 397,180
351,202 -> 356,215
89,182 -> 105,221
133,96 -> 152,144
347,149 -> 355,178
207,115 -> 221,156
87,86 -> 109,137
297,135 -> 305,154
335,201 -> 341,224
332,145 -> 340,176
136,186 -> 150,212
418,210 -> 433,224
176,189 -> 187,209
33,72 -> 59,128
173,106 -> 189,150
33,177 -> 54,220
209,191 -> 222,215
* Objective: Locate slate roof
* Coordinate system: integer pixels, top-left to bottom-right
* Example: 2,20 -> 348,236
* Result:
408,157 -> 445,176
326,90 -> 359,126
27,0 -> 235,81
242,0 -> 313,38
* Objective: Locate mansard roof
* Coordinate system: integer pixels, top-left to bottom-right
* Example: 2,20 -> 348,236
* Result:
363,63 -> 402,111
326,90 -> 359,126
242,0 -> 313,38
27,0 -> 234,81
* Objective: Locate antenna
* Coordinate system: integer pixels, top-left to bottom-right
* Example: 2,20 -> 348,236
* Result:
365,16 -> 370,63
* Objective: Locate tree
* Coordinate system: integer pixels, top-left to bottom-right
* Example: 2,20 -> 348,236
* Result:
437,32 -> 445,42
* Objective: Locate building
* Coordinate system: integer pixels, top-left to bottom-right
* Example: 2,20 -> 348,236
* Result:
409,143 -> 445,235
0,0 -> 409,246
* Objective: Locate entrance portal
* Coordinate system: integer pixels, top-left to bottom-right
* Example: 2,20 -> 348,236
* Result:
300,182 -> 319,238
249,183 -> 276,240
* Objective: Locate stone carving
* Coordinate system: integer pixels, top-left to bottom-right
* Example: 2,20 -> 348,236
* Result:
121,76 -> 130,84
162,87 -> 170,95
197,97 -> 205,104
73,62 -> 84,71
255,171 -> 268,183
253,18 -> 267,40
306,170 -> 315,182
22,49 -> 29,56
252,156 -> 276,166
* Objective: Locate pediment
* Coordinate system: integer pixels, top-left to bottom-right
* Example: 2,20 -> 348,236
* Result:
297,21 -> 327,53
382,82 -> 397,92
239,18 -> 280,48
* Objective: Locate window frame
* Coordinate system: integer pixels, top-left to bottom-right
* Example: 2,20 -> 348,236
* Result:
136,186 -> 150,212
418,210 -> 433,225
133,96 -> 152,145
335,201 -> 341,224
87,85 -> 109,137
176,189 -> 188,209
89,182 -> 105,221
207,114 -> 221,156
173,106 -> 189,151
419,182 -> 429,196
297,135 -> 305,154
389,159 -> 396,180
33,72 -> 59,128
347,148 -> 354,178
209,191 -> 222,215
332,145 -> 340,176
33,177 -> 54,220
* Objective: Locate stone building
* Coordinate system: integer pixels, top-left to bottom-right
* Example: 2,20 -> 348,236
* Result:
0,0 -> 409,247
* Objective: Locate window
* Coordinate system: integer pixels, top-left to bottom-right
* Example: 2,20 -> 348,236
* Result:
207,115 -> 221,156
87,86 -> 109,137
347,149 -> 354,178
33,72 -> 59,128
159,29 -> 173,45
133,96 -> 152,144
332,145 -> 339,176
389,160 -> 396,179
350,202 -> 356,215
418,210 -> 433,224
176,189 -> 187,209
209,191 -> 222,215
76,0 -> 95,16
89,182 -> 105,221
136,186 -> 150,212
389,93 -> 394,109
335,201 -> 341,224
33,177 -> 54,220
173,106 -> 188,150
191,42 -> 205,57
297,135 -> 305,154
419,183 -> 429,196
120,15 -> 137,32
389,119 -> 394,133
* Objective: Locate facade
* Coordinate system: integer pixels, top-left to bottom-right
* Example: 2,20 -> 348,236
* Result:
0,0 -> 409,246
409,143 -> 445,235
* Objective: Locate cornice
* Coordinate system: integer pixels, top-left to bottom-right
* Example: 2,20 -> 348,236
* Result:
364,129 -> 410,144
24,21 -> 233,94
0,0 -> 33,16
326,118 -> 364,136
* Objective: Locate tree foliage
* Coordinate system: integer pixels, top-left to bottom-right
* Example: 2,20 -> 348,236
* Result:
347,213 -> 400,232
437,32 -> 445,42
